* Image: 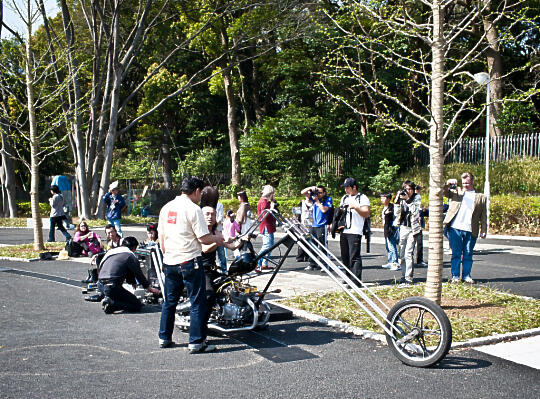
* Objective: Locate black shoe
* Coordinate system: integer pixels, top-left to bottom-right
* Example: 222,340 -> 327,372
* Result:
159,340 -> 175,348
102,297 -> 114,314
188,342 -> 216,354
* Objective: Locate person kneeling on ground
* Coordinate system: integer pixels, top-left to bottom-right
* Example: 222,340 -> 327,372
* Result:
98,236 -> 160,314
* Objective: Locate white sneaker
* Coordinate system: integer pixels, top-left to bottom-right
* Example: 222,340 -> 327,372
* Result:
463,276 -> 475,284
390,263 -> 401,271
381,263 -> 392,269
450,276 -> 461,283
416,262 -> 428,267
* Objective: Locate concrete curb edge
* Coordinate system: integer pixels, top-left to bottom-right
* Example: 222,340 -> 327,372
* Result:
0,256 -> 38,262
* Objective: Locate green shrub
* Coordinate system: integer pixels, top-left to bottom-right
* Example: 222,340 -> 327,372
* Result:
17,202 -> 50,217
368,159 -> 400,195
403,157 -> 540,196
490,195 -> 540,235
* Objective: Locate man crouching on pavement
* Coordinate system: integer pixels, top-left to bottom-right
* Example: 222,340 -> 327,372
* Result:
157,176 -> 226,353
98,236 -> 160,314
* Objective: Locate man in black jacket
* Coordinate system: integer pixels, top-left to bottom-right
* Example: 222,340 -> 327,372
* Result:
98,236 -> 160,314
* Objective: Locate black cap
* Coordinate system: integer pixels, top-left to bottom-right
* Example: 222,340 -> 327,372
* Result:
342,177 -> 357,188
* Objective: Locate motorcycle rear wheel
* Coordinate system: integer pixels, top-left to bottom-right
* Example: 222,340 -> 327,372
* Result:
385,296 -> 452,367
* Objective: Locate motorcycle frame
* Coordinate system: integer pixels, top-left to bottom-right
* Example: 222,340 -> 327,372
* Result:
246,209 -> 400,339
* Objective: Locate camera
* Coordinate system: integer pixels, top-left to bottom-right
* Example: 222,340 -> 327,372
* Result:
449,184 -> 457,190
399,189 -> 408,197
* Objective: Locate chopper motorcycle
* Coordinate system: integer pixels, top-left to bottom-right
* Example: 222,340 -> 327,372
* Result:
151,209 -> 452,367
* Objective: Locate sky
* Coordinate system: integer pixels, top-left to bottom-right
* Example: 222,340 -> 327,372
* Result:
2,0 -> 60,37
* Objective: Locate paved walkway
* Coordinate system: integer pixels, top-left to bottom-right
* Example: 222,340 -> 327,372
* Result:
1,225 -> 539,371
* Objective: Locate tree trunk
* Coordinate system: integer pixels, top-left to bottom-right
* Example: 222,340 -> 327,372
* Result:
161,128 -> 172,189
237,55 -> 256,131
482,2 -> 503,137
425,0 -> 445,304
96,106 -> 119,218
24,10 -> 44,251
1,130 -> 18,217
96,5 -> 122,218
220,24 -> 241,187
59,0 -> 92,218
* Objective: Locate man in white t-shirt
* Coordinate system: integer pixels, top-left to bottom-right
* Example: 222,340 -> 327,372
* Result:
157,177 -> 225,353
339,178 -> 370,284
443,172 -> 487,284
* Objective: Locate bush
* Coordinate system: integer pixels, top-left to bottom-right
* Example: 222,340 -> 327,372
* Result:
368,159 -> 400,195
403,157 -> 540,196
17,202 -> 50,217
490,195 -> 540,235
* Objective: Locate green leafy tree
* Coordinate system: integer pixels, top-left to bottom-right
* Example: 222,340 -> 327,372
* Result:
240,105 -> 327,185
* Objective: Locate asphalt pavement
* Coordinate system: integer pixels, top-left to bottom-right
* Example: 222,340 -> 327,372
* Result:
0,225 -> 539,398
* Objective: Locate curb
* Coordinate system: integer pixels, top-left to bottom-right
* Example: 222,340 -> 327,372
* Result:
270,301 -> 540,349
0,256 -> 39,262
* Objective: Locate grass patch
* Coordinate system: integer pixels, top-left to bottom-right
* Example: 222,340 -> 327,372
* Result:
0,242 -> 66,259
0,218 -> 28,227
282,283 -> 540,342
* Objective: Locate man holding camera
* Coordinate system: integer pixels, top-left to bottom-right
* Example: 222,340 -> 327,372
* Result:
300,185 -> 333,271
157,177 -> 226,353
394,181 -> 421,285
98,236 -> 160,314
444,172 -> 487,284
338,178 -> 370,283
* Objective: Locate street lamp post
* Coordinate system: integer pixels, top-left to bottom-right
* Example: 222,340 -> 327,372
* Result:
473,72 -> 490,235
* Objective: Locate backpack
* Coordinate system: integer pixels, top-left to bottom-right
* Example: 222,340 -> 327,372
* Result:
330,206 -> 348,239
65,239 -> 83,257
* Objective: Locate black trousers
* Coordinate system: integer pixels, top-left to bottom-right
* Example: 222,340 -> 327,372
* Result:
98,280 -> 143,312
309,226 -> 327,268
296,244 -> 309,262
340,233 -> 363,280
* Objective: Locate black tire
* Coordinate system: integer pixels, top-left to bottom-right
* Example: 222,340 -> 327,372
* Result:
385,296 -> 452,367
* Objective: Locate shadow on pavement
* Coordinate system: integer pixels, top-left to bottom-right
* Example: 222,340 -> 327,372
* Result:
432,355 -> 492,370
264,320 -> 351,347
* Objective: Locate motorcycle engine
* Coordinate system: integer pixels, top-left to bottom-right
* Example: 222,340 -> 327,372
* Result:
217,289 -> 255,326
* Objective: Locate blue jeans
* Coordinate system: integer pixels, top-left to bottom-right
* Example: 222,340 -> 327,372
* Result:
446,227 -> 477,279
48,216 -> 71,242
97,280 -> 142,313
216,246 -> 227,272
158,259 -> 207,345
258,228 -> 274,266
385,228 -> 399,264
107,217 -> 123,236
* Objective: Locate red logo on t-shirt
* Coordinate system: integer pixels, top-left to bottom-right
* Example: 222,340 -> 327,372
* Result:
167,211 -> 177,224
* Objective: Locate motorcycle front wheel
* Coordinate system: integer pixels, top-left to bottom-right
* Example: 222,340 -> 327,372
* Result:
385,296 -> 452,367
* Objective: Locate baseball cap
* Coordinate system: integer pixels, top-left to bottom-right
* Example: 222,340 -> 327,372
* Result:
341,177 -> 357,188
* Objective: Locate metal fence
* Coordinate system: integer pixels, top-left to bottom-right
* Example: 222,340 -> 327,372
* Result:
414,132 -> 540,165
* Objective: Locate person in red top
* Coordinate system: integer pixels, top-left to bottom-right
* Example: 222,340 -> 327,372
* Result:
256,185 -> 277,271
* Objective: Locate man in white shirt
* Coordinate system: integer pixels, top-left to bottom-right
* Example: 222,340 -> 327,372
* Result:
157,177 -> 225,353
338,178 -> 370,284
443,172 -> 487,284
